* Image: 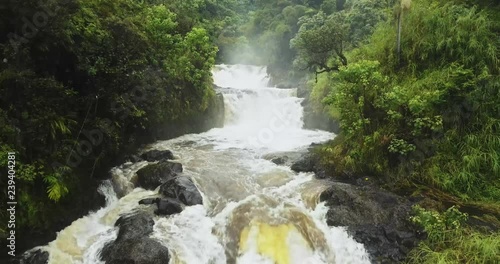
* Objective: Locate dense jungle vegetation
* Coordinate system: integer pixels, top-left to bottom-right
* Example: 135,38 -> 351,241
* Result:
0,0 -> 499,262
217,0 -> 500,262
0,0 -> 247,251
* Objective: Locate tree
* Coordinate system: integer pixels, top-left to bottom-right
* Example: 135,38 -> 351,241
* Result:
396,0 -> 411,65
291,11 -> 348,78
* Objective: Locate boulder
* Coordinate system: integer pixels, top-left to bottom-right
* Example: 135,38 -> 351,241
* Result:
114,211 -> 155,241
320,182 -> 422,263
138,197 -> 184,216
270,156 -> 286,165
302,108 -> 340,133
262,151 -> 305,166
296,81 -> 340,133
159,176 -> 203,206
101,237 -> 169,264
136,161 -> 183,190
123,154 -> 143,163
290,152 -> 328,178
139,198 -> 160,205
140,149 -> 174,162
19,249 -> 49,264
100,211 -> 169,264
290,153 -> 317,173
155,198 -> 184,216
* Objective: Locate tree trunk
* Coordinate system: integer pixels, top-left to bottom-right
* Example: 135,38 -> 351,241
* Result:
397,12 -> 402,66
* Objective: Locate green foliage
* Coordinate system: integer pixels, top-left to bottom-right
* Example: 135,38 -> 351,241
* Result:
216,0 -> 393,83
309,72 -> 340,118
363,0 -> 498,73
216,0 -> 320,83
291,11 -> 348,73
315,0 -> 500,201
0,0 -> 221,236
408,206 -> 500,264
411,206 -> 468,243
214,0 -> 500,261
343,0 -> 394,46
388,138 -> 416,155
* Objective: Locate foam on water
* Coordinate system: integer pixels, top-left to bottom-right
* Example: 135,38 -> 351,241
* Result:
36,64 -> 370,264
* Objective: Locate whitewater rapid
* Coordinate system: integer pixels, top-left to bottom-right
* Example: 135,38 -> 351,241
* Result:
34,64 -> 370,264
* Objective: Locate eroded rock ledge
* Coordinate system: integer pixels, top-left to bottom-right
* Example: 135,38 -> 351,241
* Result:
101,149 -> 205,264
100,210 -> 170,264
319,182 -> 422,263
267,146 -> 424,263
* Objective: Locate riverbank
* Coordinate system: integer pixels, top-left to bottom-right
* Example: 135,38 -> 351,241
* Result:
15,64 -> 369,264
8,92 -> 224,263
269,144 -> 500,263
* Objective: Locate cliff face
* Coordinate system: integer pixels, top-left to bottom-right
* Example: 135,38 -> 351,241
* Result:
153,92 -> 225,140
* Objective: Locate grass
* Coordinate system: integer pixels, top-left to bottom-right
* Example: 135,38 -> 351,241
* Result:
407,206 -> 500,264
407,228 -> 500,264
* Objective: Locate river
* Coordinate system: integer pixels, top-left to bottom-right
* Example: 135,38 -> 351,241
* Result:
35,64 -> 370,264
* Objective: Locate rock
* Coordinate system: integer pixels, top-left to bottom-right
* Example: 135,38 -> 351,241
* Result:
136,161 -> 183,190
263,151 -> 328,179
114,211 -> 155,241
155,198 -> 184,216
208,92 -> 225,128
140,149 -> 174,162
262,151 -> 307,166
263,153 -> 288,165
159,176 -> 203,206
152,92 -> 225,139
290,153 -> 317,173
101,237 -> 169,264
139,198 -> 160,205
271,156 -> 286,165
302,108 -> 340,133
124,154 -> 143,163
138,197 -> 184,216
101,211 -> 169,264
320,182 -> 421,263
19,249 -> 49,264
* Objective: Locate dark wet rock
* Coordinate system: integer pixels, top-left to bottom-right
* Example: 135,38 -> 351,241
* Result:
290,152 -> 329,179
208,92 -> 225,128
302,109 -> 340,133
159,176 -> 203,206
136,161 -> 183,190
263,151 -> 306,166
140,149 -> 174,162
124,154 -> 143,163
19,249 -> 49,264
138,197 -> 184,216
155,198 -> 184,216
320,182 -> 422,263
264,150 -> 329,178
290,153 -> 317,173
290,81 -> 339,133
139,198 -> 160,205
101,237 -> 169,264
101,211 -> 169,264
271,156 -> 286,165
114,211 -> 155,241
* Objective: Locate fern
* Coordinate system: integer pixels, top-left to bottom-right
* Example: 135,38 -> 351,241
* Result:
43,173 -> 69,202
49,117 -> 75,140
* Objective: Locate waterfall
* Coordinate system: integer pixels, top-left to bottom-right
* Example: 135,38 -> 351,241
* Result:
31,64 -> 370,264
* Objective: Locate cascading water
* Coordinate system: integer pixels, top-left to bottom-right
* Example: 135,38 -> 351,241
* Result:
35,64 -> 370,264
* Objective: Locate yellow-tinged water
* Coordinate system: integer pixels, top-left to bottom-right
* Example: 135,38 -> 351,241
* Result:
38,65 -> 370,264
239,222 -> 311,264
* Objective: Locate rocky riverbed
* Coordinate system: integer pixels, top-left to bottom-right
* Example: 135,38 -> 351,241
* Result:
264,147 -> 424,263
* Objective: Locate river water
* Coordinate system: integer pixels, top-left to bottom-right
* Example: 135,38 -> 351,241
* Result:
37,65 -> 370,264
